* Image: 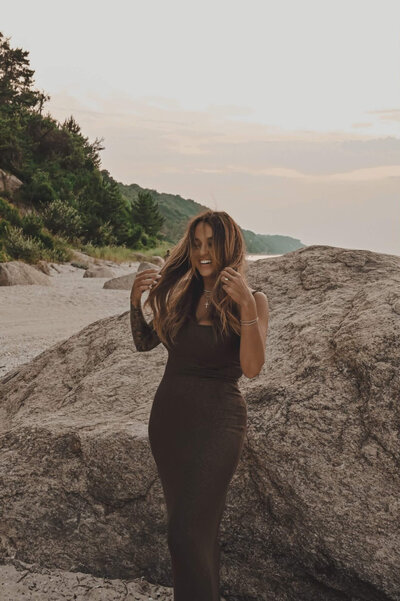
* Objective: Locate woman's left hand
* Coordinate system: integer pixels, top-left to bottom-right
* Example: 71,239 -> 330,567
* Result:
220,267 -> 254,306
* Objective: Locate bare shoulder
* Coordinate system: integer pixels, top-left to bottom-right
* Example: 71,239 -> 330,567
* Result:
250,289 -> 269,315
251,291 -> 269,342
249,288 -> 268,300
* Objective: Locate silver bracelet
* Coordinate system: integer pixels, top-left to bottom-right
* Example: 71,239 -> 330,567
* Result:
240,317 -> 258,325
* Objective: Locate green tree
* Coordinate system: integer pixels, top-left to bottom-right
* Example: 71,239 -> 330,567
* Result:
0,32 -> 48,114
0,32 -> 150,254
62,115 -> 104,170
131,190 -> 165,237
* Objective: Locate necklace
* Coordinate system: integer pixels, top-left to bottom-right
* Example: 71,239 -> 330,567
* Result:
203,288 -> 212,310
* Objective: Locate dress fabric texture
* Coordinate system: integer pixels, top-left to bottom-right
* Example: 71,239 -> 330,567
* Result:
148,292 -> 259,601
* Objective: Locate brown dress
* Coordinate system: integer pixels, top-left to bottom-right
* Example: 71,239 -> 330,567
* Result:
148,291 -> 259,600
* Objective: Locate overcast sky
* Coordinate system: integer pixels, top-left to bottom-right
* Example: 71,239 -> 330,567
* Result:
3,0 -> 400,255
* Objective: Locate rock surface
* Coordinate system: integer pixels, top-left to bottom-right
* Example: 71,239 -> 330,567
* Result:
0,260 -> 52,286
1,245 -> 400,600
69,250 -> 99,269
150,255 -> 165,267
83,265 -> 116,278
0,169 -> 23,196
103,271 -> 136,290
33,260 -> 52,275
103,261 -> 156,290
137,260 -> 160,273
0,559 -> 174,601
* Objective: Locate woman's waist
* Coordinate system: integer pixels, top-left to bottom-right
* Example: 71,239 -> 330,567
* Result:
164,358 -> 242,384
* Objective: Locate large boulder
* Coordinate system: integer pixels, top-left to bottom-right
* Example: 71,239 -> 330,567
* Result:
103,272 -> 136,290
149,255 -> 165,267
0,261 -> 52,286
0,560 -> 174,601
0,559 -> 173,601
0,245 -> 399,600
69,250 -> 97,269
103,261 -> 156,290
83,266 -> 115,279
34,260 -> 51,275
0,169 -> 23,197
137,260 -> 158,272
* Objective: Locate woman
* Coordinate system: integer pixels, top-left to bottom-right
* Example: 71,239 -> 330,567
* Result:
130,210 -> 269,600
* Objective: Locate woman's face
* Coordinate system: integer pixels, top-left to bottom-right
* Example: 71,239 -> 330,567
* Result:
192,221 -> 218,278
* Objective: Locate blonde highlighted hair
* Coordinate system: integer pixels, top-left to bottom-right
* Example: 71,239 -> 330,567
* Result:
144,210 -> 249,347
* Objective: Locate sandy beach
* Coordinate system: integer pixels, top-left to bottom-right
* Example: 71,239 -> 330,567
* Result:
0,260 -> 139,379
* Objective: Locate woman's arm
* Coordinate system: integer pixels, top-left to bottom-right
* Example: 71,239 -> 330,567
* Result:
130,300 -> 161,351
239,292 -> 269,378
219,267 -> 269,379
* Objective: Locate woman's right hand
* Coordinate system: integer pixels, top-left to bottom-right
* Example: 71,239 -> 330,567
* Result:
130,268 -> 162,306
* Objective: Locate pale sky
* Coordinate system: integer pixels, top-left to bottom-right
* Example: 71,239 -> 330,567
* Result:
2,0 -> 400,255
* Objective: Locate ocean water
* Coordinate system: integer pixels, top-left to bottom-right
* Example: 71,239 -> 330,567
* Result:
246,253 -> 282,261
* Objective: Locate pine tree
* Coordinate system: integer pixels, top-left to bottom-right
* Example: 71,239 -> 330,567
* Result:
131,190 -> 165,237
0,32 -> 48,114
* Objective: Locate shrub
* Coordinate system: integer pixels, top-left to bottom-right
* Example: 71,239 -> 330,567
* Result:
36,229 -> 55,249
97,221 -> 117,246
4,224 -> 46,263
21,212 -> 44,237
3,224 -> 72,264
0,248 -> 10,262
0,218 -> 10,240
41,198 -> 82,240
140,231 -> 150,247
45,235 -> 73,262
0,197 -> 22,227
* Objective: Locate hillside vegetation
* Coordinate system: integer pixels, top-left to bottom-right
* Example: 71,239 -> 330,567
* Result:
0,31 -> 304,264
120,183 -> 305,255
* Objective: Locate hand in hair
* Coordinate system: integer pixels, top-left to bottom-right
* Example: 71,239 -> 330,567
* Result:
220,267 -> 254,307
130,268 -> 162,351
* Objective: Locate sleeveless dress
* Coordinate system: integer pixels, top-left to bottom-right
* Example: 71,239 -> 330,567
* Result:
148,290 -> 259,600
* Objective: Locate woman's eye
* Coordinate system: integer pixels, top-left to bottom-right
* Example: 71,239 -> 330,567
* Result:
193,242 -> 212,249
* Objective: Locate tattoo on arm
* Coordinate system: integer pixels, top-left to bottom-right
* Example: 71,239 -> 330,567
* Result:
130,302 -> 161,351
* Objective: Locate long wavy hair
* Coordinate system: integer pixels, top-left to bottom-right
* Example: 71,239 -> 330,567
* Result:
143,210 -> 249,348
